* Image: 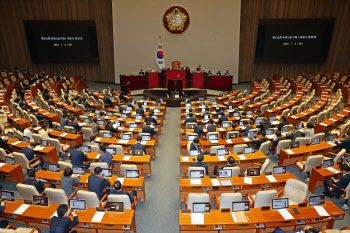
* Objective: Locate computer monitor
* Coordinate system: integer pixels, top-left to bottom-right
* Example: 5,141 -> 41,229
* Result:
309,195 -> 325,206
48,164 -> 60,172
212,101 -> 218,105
193,203 -> 210,213
248,132 -> 257,139
143,102 -> 148,106
98,120 -> 105,125
7,131 -> 13,139
121,113 -> 127,118
198,97 -> 204,101
101,168 -> 112,177
126,106 -> 133,111
227,132 -> 239,139
311,137 -> 320,145
81,146 -> 91,153
33,195 -> 48,207
272,198 -> 289,209
266,129 -> 273,135
126,170 -> 140,178
114,121 -> 121,127
103,132 -> 112,139
291,141 -> 299,149
1,191 -> 15,202
330,134 -> 337,141
107,112 -> 113,117
323,159 -> 334,168
270,116 -> 276,122
255,118 -> 262,125
246,168 -> 260,177
217,148 -> 228,156
22,136 -> 30,143
298,123 -> 303,129
130,123 -> 138,128
218,169 -> 232,178
244,147 -> 254,154
190,170 -> 205,179
69,199 -> 86,210
154,109 -> 160,113
208,134 -> 218,140
142,135 -> 151,141
132,149 -> 143,156
114,105 -> 119,110
215,107 -> 220,112
273,166 -> 286,175
95,110 -> 100,114
106,148 -> 116,155
106,202 -> 124,212
201,108 -> 206,113
41,140 -> 48,147
232,201 -> 250,212
5,156 -> 15,165
187,124 -> 195,129
122,134 -> 131,140
203,114 -> 210,120
281,126 -> 289,133
189,150 -> 200,157
233,112 -> 239,117
136,115 -> 142,120
247,111 -> 253,116
222,122 -> 231,128
84,118 -> 90,123
72,166 -> 85,175
188,135 -> 196,142
228,105 -> 233,110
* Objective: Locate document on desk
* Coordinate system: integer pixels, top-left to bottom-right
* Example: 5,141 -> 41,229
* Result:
33,146 -> 44,151
285,149 -> 295,154
34,126 -> 41,130
290,116 -> 297,118
320,123 -> 327,126
278,209 -> 294,220
14,204 -> 31,215
226,139 -> 233,144
95,154 -> 101,159
326,167 -> 340,173
190,179 -> 202,185
338,114 -> 345,117
220,180 -> 232,186
118,140 -> 129,144
238,155 -> 247,160
141,141 -> 147,145
60,133 -> 68,137
330,119 -> 337,121
51,211 -> 58,218
117,177 -> 125,185
95,137 -> 102,141
313,206 -> 330,216
327,142 -> 336,146
11,141 -> 21,145
0,163 -> 5,168
218,156 -> 226,161
218,128 -> 224,131
244,177 -> 252,184
123,156 -> 131,161
78,123 -> 85,126
182,157 -> 189,162
243,137 -> 250,142
128,128 -> 134,132
91,211 -> 105,222
191,213 -> 204,224
231,211 -> 248,222
266,175 -> 277,182
211,179 -> 221,186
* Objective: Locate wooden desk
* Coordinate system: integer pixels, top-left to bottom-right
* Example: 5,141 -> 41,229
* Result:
7,114 -> 30,130
245,88 -> 281,112
27,101 -> 59,123
49,130 -> 83,148
229,89 -> 260,107
315,108 -> 350,134
0,200 -> 136,232
215,90 -> 240,104
264,91 -> 303,118
308,164 -> 342,193
0,163 -> 24,183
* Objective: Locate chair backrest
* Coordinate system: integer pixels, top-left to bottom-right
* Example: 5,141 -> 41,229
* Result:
313,133 -> 325,141
188,167 -> 206,177
206,132 -> 219,140
253,190 -> 278,208
304,155 -> 324,172
77,190 -> 100,208
341,123 -> 350,137
223,166 -> 240,176
308,115 -> 317,125
276,140 -> 292,155
334,149 -> 346,164
260,159 -> 270,174
107,194 -> 132,210
45,188 -> 68,205
64,126 -> 74,133
283,179 -> 308,203
186,133 -> 198,141
90,162 -> 108,174
120,164 -> 138,176
32,133 -> 42,144
58,161 -> 73,171
210,145 -> 225,154
53,122 -> 62,131
219,193 -> 242,209
0,148 -> 8,161
0,114 -> 7,124
187,193 -> 210,210
259,141 -> 271,155
295,137 -> 310,147
108,145 -> 124,154
12,152 -> 30,169
16,183 -> 39,200
90,145 -> 100,152
233,144 -> 248,154
82,127 -> 93,141
48,138 -> 63,153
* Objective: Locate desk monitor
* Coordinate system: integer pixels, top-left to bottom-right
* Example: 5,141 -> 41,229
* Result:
72,166 -> 85,175
323,159 -> 334,168
50,108 -> 55,114
131,101 -> 135,105
126,170 -> 140,178
201,108 -> 206,113
298,123 -> 304,129
114,121 -> 121,127
81,146 -> 91,153
266,129 -> 274,135
143,102 -> 148,106
281,126 -> 289,133
106,148 -> 116,155
187,124 -> 195,129
212,101 -> 218,105
189,150 -> 200,157
208,134 -> 218,140
22,136 -> 30,143
273,166 -> 286,175
203,114 -> 210,120
142,135 -> 151,141
228,132 -> 239,139
232,201 -> 250,212
7,131 -> 13,139
154,108 -> 160,113
121,113 -> 127,118
291,141 -> 299,149
185,109 -> 189,114
48,164 -> 60,172
190,170 -> 205,179
41,140 -> 48,147
222,122 -> 231,128
218,169 -> 232,178
98,120 -> 105,125
244,147 -> 254,154
269,116 -> 276,122
309,195 -> 325,206
136,115 -> 142,120
107,202 -> 124,212
114,105 -> 119,110
198,97 -> 204,101
247,111 -> 253,116
344,155 -> 350,164
239,121 -> 244,126
95,110 -> 100,115
132,149 -> 143,156
84,118 -> 90,123
246,168 -> 260,177
233,113 -> 239,117
1,191 -> 15,202
130,123 -> 138,128
101,168 -> 112,177
193,202 -> 210,213
185,103 -> 191,107
5,156 -> 15,165
228,105 -> 233,110
272,198 -> 289,209
255,118 -> 262,125
69,199 -> 86,210
122,134 -> 131,140
215,107 -> 220,112
217,148 -> 228,156
188,135 -> 196,142
248,132 -> 257,139
150,124 -> 155,129
103,132 -> 112,139
330,134 -> 337,141
311,137 -> 320,145
33,195 -> 48,207
126,106 -> 133,111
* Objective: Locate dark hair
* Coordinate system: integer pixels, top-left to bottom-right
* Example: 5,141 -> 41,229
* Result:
93,117 -> 98,123
100,145 -> 106,152
94,166 -> 102,175
305,229 -> 318,233
197,121 -> 202,126
339,164 -> 350,172
193,138 -> 199,143
276,132 -> 281,137
189,113 -> 193,117
227,156 -> 235,164
30,142 -> 36,147
243,121 -> 248,125
64,167 -> 73,177
136,136 -> 142,142
197,154 -> 204,162
281,116 -> 287,122
209,119 -> 214,124
113,180 -> 122,190
261,131 -> 266,137
138,102 -> 142,107
307,122 -> 314,129
57,204 -> 69,217
90,135 -> 96,141
27,169 -> 36,177
75,143 -> 81,149
220,112 -> 225,116
146,121 -> 151,125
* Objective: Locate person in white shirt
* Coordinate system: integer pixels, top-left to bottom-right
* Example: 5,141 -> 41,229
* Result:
300,122 -> 315,139
38,125 -> 50,140
23,124 -> 33,139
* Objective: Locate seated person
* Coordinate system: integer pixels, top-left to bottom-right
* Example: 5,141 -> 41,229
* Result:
21,143 -> 44,167
68,116 -> 82,131
105,120 -> 118,133
88,166 -> 111,200
270,132 -> 283,153
194,121 -> 205,139
218,112 -> 228,124
286,125 -> 302,141
70,143 -> 90,169
142,121 -> 157,136
131,136 -> 147,154
61,167 -> 80,198
87,136 -> 99,146
278,116 -> 289,132
243,121 -> 254,136
299,122 -> 315,139
136,102 -> 144,116
60,114 -> 70,129
22,169 -> 55,194
87,117 -> 100,134
190,138 -> 200,150
334,131 -> 350,154
145,112 -> 157,124
190,154 -> 208,175
207,119 -> 217,132
98,146 -> 114,168
50,204 -> 79,233
139,69 -> 145,75
252,132 -> 269,150
224,70 -> 230,75
214,156 -> 236,175
110,180 -> 137,205
216,71 -> 221,75
324,164 -> 350,197
184,113 -> 197,124
0,136 -> 12,153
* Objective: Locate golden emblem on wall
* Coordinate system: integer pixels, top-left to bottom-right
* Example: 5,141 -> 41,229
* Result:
163,6 -> 190,35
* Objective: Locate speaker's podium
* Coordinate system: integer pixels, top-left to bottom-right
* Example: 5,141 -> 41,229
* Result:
168,79 -> 183,98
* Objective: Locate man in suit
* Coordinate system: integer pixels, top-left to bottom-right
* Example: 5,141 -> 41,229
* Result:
98,146 -> 114,169
258,117 -> 272,135
139,69 -> 145,75
87,117 -> 100,134
21,143 -> 44,166
70,143 -> 89,169
142,121 -> 157,136
214,156 -> 236,175
270,132 -> 283,153
96,111 -> 105,121
252,132 -> 269,150
334,131 -> 350,154
224,70 -> 230,75
194,121 -> 205,139
156,97 -> 162,104
207,119 -> 217,132
105,120 -> 117,133
324,164 -> 350,197
110,180 -> 137,205
278,116 -> 289,131
88,167 -> 111,200
184,113 -> 197,124
60,114 -> 70,129
33,109 -> 45,122
68,116 -> 82,131
84,86 -> 91,95
286,125 -> 303,142
218,112 -> 228,124
196,65 -> 201,71
104,93 -> 112,106
145,112 -> 157,124
0,137 -> 12,153
0,201 -> 8,228
216,71 -> 222,75
136,102 -> 144,116
190,138 -> 200,151
243,121 -> 254,136
132,136 -> 147,154
22,169 -> 45,194
61,167 -> 80,198
190,154 -> 208,175
50,204 -> 79,233
48,96 -> 55,106
80,98 -> 89,110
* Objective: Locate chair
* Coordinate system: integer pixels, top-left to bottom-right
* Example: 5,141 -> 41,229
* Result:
260,159 -> 270,174
214,193 -> 242,209
295,155 -> 323,181
258,141 -> 271,155
331,122 -> 350,137
188,167 -> 206,177
185,193 -> 210,209
329,149 -> 346,164
0,148 -> 9,161
16,183 -> 40,200
48,138 -> 70,156
52,122 -> 62,131
275,140 -> 292,155
64,126 -> 75,134
1,225 -> 41,233
206,132 -> 219,140
295,137 -> 310,147
108,145 -> 125,154
12,152 -> 41,170
58,161 -> 72,171
233,144 -> 248,154
278,179 -> 308,205
222,166 -> 240,176
210,145 -> 225,154
82,127 -> 96,141
107,194 -> 137,210
77,190 -> 103,208
120,164 -> 138,176
90,145 -> 100,152
32,134 -> 42,144
45,188 -> 69,205
313,133 -> 325,141
308,115 -> 317,126
319,226 -> 350,233
246,190 -> 278,208
90,162 -> 108,174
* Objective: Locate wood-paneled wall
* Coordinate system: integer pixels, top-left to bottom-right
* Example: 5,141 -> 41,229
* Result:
239,0 -> 350,82
0,0 -> 114,83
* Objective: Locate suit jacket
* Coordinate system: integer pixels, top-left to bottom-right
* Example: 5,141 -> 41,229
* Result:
0,138 -> 12,152
68,121 -> 81,131
253,138 -> 269,150
244,125 -> 254,136
50,215 -> 79,233
132,143 -> 146,154
287,131 -> 303,142
184,117 -> 197,124
99,152 -> 114,168
61,175 -> 80,197
190,142 -> 199,151
35,113 -> 45,121
136,108 -> 144,116
218,116 -> 228,124
332,173 -> 350,196
190,162 -> 208,175
105,124 -> 117,133
87,122 -> 100,134
278,121 -> 289,131
272,137 -> 284,149
22,178 -> 45,194
207,124 -> 217,132
21,147 -> 35,161
82,101 -> 89,109
109,190 -> 135,203
70,150 -> 87,166
88,175 -> 111,199
336,138 -> 350,154
194,125 -> 205,138
60,118 -> 69,129
104,96 -> 112,105
259,121 -> 272,134
145,116 -> 157,124
142,126 -> 156,135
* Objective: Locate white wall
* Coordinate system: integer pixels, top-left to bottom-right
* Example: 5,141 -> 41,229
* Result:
112,0 -> 241,84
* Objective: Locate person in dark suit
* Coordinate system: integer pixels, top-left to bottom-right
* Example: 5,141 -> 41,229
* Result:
324,164 -> 350,197
190,138 -> 200,151
110,180 -> 137,205
278,116 -> 289,132
61,167 -> 80,198
243,121 -> 254,136
335,131 -> 350,154
104,94 -> 112,106
156,97 -> 162,104
0,201 -> 8,228
190,154 -> 208,175
84,87 -> 91,95
184,113 -> 197,124
258,118 -> 272,135
98,146 -> 114,169
88,167 -> 111,200
136,102 -> 144,116
50,204 -> 79,233
194,121 -> 205,139
252,132 -> 269,150
60,114 -> 70,129
196,65 -> 201,71
145,112 -> 157,124
47,96 -> 55,106
207,119 -> 217,132
68,116 -> 81,131
105,120 -> 118,133
214,156 -> 236,175
285,125 -> 303,142
131,136 -> 146,154
139,69 -> 145,75
218,112 -> 228,124
142,121 -> 157,136
270,132 -> 283,153
22,169 -> 45,194
255,110 -> 265,119
70,143 -> 89,169
0,137 -> 12,153
224,70 -> 230,75
80,98 -> 89,110
21,143 -> 44,166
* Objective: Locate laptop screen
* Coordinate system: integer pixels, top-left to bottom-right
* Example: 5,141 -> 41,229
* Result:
154,109 -> 160,113
344,155 -> 350,163
311,137 -> 320,145
121,113 -> 127,118
323,159 -> 334,168
132,149 -> 143,156
244,147 -> 254,154
217,148 -> 228,156
248,132 -> 257,139
95,110 -> 100,114
122,134 -> 131,140
41,140 -> 48,147
255,118 -> 262,124
208,134 -> 218,140
266,129 -> 273,135
228,132 -> 239,139
282,126 -> 289,133
114,121 -> 121,127
7,132 -> 13,139
83,118 -> 90,123
212,101 -> 217,105
72,166 -> 85,175
1,191 -> 15,202
272,198 -> 289,209
330,134 -> 337,141
126,107 -> 133,111
5,156 -> 15,165
270,116 -> 276,122
48,164 -> 60,172
232,201 -> 250,212
101,168 -> 112,177
130,123 -> 138,128
309,195 -> 325,206
193,202 -> 210,213
228,105 -> 233,110
103,132 -> 112,139
69,199 -> 86,210
81,146 -> 91,153
246,168 -> 260,177
222,122 -> 231,128
273,166 -> 286,175
98,120 -> 105,125
33,195 -> 48,207
190,170 -> 205,179
106,148 -> 116,155
126,170 -> 140,178
107,112 -> 113,117
142,135 -> 151,141
218,169 -> 232,178
23,136 -> 30,143
114,105 -> 119,110
136,115 -> 142,120
187,124 -> 195,129
233,112 -> 239,117
106,202 -> 124,212
291,141 -> 299,149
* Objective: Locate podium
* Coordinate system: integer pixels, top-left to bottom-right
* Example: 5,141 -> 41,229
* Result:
121,81 -> 131,95
168,79 -> 183,98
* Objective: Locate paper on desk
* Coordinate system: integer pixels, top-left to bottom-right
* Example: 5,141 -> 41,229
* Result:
244,177 -> 252,184
242,138 -> 250,142
190,179 -> 202,185
60,133 -> 68,137
327,142 -> 336,146
135,119 -> 140,122
123,156 -> 131,161
218,128 -> 224,131
43,112 -> 49,115
128,128 -> 134,132
238,155 -> 247,160
91,211 -> 105,222
191,213 -> 204,224
117,177 -> 125,185
33,146 -> 44,151
225,139 -> 232,144
278,209 -> 294,220
78,123 -> 85,126
330,119 -> 337,121
313,206 -> 330,216
13,204 -> 30,215
266,175 -> 277,182
344,110 -> 350,113
326,167 -> 340,173
141,141 -> 147,145
95,137 -> 102,141
11,141 -> 21,145
220,180 -> 232,186
95,154 -> 101,159
285,149 -> 295,154
291,116 -> 297,118
14,118 -> 21,121
218,156 -> 226,161
118,140 -> 129,144
182,157 -> 189,162
51,211 -> 58,218
34,126 -> 41,130
0,163 -> 5,168
301,112 -> 307,115
320,123 -> 327,126
231,211 -> 248,222
211,179 -> 221,186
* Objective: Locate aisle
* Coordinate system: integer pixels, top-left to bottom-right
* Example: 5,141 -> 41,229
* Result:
136,107 -> 181,233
